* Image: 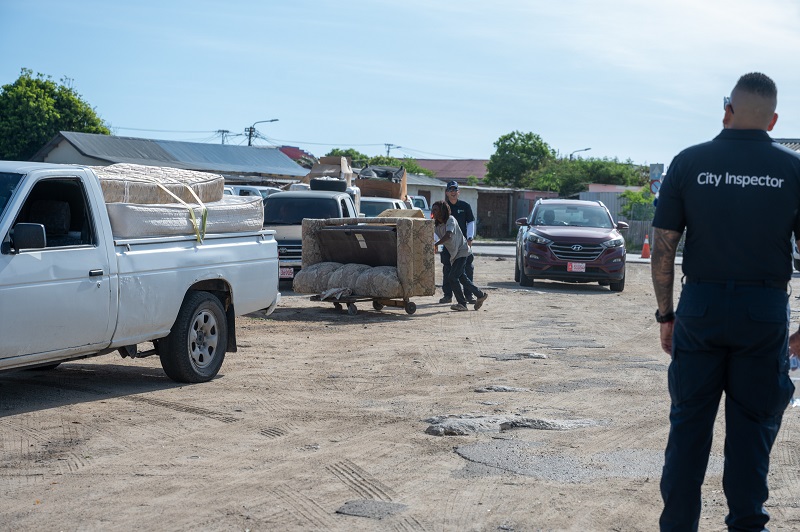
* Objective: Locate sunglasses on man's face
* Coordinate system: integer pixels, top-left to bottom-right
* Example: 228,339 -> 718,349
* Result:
724,96 -> 734,113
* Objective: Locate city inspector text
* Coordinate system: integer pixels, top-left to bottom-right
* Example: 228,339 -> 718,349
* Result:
697,171 -> 784,188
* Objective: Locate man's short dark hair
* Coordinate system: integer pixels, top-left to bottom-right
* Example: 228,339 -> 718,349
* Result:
734,72 -> 777,99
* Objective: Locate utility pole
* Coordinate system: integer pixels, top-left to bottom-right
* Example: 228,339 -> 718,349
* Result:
246,119 -> 279,146
216,129 -> 230,145
385,143 -> 401,157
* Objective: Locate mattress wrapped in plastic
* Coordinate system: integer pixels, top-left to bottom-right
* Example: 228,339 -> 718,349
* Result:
106,195 -> 264,239
91,164 -> 225,204
293,262 -> 403,299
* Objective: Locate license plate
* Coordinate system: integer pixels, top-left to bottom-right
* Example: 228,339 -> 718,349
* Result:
279,267 -> 294,279
567,262 -> 586,272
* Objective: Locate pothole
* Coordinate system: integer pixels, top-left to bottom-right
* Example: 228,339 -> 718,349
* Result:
335,500 -> 407,520
424,414 -> 600,436
455,440 -> 722,482
481,352 -> 548,361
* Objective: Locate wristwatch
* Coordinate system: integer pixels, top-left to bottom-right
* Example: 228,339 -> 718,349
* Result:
655,309 -> 675,323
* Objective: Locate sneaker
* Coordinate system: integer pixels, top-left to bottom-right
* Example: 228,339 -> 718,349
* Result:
474,292 -> 488,310
450,304 -> 468,311
439,297 -> 452,304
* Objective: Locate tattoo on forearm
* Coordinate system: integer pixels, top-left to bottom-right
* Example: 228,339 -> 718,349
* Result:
651,228 -> 682,313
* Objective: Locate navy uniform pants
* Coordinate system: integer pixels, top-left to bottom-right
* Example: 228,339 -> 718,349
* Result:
660,281 -> 794,531
441,247 -> 474,299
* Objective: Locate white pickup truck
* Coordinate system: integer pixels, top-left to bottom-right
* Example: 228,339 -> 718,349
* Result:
262,190 -> 359,281
0,162 -> 280,382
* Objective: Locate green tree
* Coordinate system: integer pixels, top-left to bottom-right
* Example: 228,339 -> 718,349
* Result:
465,175 -> 478,186
529,157 -> 648,197
484,131 -> 556,188
325,149 -> 435,177
619,187 -> 655,220
325,148 -> 370,168
364,154 -> 435,177
0,69 -> 110,161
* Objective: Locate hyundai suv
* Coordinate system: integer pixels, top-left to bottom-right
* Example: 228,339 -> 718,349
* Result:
515,199 -> 629,291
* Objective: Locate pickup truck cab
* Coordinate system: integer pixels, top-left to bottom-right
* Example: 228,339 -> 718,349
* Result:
0,162 -> 280,382
262,190 -> 358,280
408,195 -> 431,218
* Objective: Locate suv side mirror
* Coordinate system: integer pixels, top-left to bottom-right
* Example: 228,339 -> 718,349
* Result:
616,221 -> 630,230
515,217 -> 529,227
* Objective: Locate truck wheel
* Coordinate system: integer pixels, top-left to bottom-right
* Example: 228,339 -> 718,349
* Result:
159,291 -> 227,383
404,302 -> 417,315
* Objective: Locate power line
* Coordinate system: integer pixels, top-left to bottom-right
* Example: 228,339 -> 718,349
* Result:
114,127 -> 216,133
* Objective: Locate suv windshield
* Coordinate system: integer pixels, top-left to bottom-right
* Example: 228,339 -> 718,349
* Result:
531,204 -> 613,229
0,172 -> 23,221
264,196 -> 340,225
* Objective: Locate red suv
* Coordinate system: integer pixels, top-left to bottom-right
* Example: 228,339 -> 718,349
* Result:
515,199 -> 629,291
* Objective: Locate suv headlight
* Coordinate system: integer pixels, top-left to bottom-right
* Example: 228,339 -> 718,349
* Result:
601,237 -> 625,248
526,232 -> 552,245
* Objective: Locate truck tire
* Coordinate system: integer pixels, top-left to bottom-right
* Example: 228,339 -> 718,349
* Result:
158,291 -> 227,383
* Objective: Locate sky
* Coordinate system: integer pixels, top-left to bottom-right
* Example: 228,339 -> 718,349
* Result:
3,0 -> 800,168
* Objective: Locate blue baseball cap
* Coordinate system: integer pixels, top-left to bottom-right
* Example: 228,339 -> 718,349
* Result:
446,181 -> 459,190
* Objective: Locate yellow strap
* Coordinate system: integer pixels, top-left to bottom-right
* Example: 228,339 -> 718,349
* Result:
150,182 -> 208,243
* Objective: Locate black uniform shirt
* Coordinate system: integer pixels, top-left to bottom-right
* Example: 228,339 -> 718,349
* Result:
654,129 -> 800,282
446,199 -> 475,238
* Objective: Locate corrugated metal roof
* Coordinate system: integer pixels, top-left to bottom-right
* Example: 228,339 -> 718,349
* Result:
775,138 -> 800,152
35,131 -> 308,177
415,159 -> 489,180
407,172 -> 446,187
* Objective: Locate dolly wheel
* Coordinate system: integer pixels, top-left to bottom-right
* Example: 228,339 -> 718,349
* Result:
405,302 -> 417,315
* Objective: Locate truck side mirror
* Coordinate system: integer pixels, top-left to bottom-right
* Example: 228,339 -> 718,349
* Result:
10,223 -> 47,251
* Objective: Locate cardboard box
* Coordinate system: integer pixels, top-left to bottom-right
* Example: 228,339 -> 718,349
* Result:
355,166 -> 407,200
303,156 -> 353,187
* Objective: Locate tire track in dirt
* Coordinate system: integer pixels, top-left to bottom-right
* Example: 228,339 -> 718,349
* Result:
442,477 -> 508,530
327,459 -> 394,501
120,395 -> 238,423
771,411 -> 800,505
267,484 -> 334,530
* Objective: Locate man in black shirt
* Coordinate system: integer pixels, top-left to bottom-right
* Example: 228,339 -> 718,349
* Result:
652,72 -> 800,531
439,181 -> 476,303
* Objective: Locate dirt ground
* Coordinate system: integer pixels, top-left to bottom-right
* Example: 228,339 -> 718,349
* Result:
3,256 -> 800,531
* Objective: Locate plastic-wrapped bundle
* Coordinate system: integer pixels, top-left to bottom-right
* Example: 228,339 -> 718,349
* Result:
292,262 -> 344,294
327,263 -> 372,291
354,266 -> 402,298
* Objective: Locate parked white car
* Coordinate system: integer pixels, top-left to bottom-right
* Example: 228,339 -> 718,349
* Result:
227,185 -> 283,199
359,197 -> 411,217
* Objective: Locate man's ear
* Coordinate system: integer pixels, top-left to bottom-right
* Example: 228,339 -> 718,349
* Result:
767,113 -> 778,132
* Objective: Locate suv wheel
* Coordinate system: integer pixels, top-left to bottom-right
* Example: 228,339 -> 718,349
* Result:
519,264 -> 533,287
609,273 -> 625,292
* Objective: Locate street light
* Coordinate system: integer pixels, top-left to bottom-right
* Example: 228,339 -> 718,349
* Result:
569,147 -> 591,160
246,119 -> 279,146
